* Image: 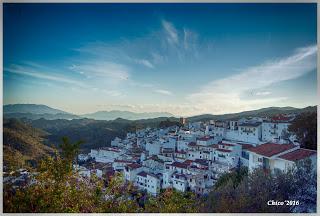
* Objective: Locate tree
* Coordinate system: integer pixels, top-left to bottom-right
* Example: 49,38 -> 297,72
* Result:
159,119 -> 182,129
289,159 -> 317,213
288,112 -> 317,150
4,137 -> 142,213
144,188 -> 200,213
214,166 -> 248,190
3,137 -> 104,213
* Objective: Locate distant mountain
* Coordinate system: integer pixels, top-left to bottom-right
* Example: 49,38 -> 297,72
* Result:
4,104 -> 80,120
4,104 -> 174,121
81,110 -> 174,120
187,106 -> 317,122
4,104 -> 68,114
3,103 -> 316,123
4,112 -> 81,120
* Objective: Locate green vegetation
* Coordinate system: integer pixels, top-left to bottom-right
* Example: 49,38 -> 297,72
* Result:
3,118 -> 54,170
288,111 -> 317,150
187,106 -> 317,122
214,164 -> 248,190
159,118 -> 182,128
203,160 -> 316,213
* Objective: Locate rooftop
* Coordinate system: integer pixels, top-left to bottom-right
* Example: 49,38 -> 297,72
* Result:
238,122 -> 261,127
240,143 -> 254,150
248,143 -> 297,157
198,136 -> 213,141
216,148 -> 232,153
270,114 -> 292,122
221,143 -> 235,147
279,149 -> 316,161
137,171 -> 148,177
170,161 -> 188,169
127,163 -> 142,169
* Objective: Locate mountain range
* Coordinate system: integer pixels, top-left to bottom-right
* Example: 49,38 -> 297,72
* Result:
3,103 -> 317,122
4,104 -> 174,120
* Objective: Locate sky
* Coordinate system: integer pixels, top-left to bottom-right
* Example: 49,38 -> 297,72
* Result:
3,3 -> 317,117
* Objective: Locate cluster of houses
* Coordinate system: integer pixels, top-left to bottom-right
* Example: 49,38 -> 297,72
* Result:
76,114 -> 316,197
3,168 -> 38,189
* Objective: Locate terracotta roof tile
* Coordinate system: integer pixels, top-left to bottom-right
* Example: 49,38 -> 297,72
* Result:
170,161 -> 188,169
127,163 -> 142,169
279,149 -> 316,161
248,143 -> 296,157
216,149 -> 232,153
240,144 -> 254,150
137,171 -> 148,177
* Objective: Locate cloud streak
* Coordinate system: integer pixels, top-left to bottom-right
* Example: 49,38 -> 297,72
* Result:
69,61 -> 129,81
187,44 -> 317,114
154,89 -> 173,96
5,64 -> 89,88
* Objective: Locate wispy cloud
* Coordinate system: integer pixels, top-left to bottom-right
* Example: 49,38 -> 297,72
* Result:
154,89 -> 173,95
69,61 -> 129,81
4,63 -> 89,88
162,19 -> 179,45
255,91 -> 271,96
75,18 -> 204,71
134,59 -> 154,69
187,44 -> 317,114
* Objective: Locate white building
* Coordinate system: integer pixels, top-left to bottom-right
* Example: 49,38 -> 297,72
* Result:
135,171 -> 161,196
261,115 -> 293,143
146,141 -> 161,156
78,154 -> 89,162
237,122 -> 262,144
274,148 -> 317,172
111,137 -> 123,147
172,173 -> 188,192
90,147 -> 122,163
124,163 -> 144,182
142,156 -> 165,174
247,143 -> 299,172
239,144 -> 254,167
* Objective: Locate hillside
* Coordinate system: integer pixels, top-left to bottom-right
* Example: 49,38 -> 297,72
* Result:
11,117 -> 180,153
3,118 -> 54,170
4,104 -> 174,121
187,106 -> 317,122
4,104 -> 68,114
81,110 -> 174,120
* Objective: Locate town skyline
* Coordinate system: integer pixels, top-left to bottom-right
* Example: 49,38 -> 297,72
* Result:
4,3 -> 317,116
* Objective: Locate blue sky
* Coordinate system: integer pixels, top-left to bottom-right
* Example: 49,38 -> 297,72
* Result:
4,3 -> 317,116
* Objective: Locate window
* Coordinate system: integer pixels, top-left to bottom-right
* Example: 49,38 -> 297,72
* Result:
180,183 -> 183,186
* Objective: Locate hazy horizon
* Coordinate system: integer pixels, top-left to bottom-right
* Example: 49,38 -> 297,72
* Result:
3,103 -> 316,118
4,4 -> 317,116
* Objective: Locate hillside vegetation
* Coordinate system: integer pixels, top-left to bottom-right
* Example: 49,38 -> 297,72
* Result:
3,119 -> 54,170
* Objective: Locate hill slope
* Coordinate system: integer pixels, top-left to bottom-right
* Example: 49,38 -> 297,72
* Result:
81,110 -> 174,120
187,106 -> 317,122
3,118 -> 55,170
4,104 -> 68,114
